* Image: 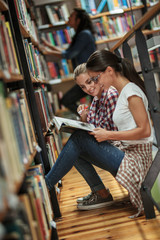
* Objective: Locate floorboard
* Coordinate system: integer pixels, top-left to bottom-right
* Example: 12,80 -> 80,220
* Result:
56,167 -> 160,240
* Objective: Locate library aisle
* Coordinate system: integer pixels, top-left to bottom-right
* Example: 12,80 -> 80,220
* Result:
56,167 -> 160,240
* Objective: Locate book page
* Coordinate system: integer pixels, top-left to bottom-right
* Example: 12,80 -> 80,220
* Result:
53,116 -> 95,132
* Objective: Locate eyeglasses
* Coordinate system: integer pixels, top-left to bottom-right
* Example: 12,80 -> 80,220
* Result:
89,72 -> 103,83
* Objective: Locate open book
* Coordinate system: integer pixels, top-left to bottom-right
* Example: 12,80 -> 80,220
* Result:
52,116 -> 95,133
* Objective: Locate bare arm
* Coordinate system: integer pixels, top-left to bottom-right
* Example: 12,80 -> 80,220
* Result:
90,96 -> 151,142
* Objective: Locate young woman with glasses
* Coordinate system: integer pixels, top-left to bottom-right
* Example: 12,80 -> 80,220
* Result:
45,50 -> 153,218
73,63 -> 118,209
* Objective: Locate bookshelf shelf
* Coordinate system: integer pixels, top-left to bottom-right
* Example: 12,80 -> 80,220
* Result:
0,0 -> 8,11
0,72 -> 24,83
38,22 -> 67,32
91,4 -> 145,19
19,22 -> 38,46
31,76 -> 50,84
24,149 -> 37,170
19,22 -> 30,38
34,0 -> 64,7
96,28 -> 160,45
49,75 -> 74,85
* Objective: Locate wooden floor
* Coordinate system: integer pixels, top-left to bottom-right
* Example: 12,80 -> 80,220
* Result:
56,166 -> 160,240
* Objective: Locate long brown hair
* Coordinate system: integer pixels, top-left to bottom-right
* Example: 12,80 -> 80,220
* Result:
86,49 -> 146,94
71,8 -> 96,46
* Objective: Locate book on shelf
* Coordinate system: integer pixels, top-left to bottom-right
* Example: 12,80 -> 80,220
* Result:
89,0 -> 97,14
45,128 -> 62,167
19,194 -> 39,240
19,89 -> 36,155
52,116 -> 95,134
26,175 -> 49,240
0,142 -> 8,213
150,13 -> 160,30
0,13 -> 14,74
5,21 -> 20,74
45,4 -> 68,26
9,92 -> 31,162
45,135 -> 57,167
0,83 -> 32,191
0,26 -> 9,74
2,196 -> 34,239
34,88 -> 48,132
146,35 -> 160,50
26,164 -> 53,238
96,0 -> 108,13
27,187 -> 44,240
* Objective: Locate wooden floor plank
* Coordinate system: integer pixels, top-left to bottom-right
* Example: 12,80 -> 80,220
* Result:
56,167 -> 160,240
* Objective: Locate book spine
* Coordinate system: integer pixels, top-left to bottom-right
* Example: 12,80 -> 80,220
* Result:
5,21 -> 20,74
80,0 -> 91,13
97,0 -> 108,13
107,0 -> 115,11
88,0 -> 97,15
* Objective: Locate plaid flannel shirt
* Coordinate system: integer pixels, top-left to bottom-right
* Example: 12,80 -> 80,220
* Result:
87,87 -> 118,130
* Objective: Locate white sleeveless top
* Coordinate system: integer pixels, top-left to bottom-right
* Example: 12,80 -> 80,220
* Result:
113,82 -> 153,145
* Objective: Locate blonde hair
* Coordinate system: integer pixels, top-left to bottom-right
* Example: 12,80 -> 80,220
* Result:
74,63 -> 87,81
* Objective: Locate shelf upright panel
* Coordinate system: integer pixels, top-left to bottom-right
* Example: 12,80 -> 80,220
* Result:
6,0 -> 61,220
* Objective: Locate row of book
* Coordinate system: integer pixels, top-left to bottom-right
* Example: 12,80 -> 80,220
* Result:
0,13 -> 20,76
33,85 -> 63,183
45,130 -> 62,168
34,85 -> 55,132
150,13 -> 160,30
1,164 -> 54,240
41,27 -> 73,49
41,12 -> 136,47
14,0 -> 39,41
47,58 -> 74,79
0,82 -> 62,238
23,38 -> 50,81
0,82 -> 36,193
36,3 -> 70,27
0,0 -> 62,238
94,13 -> 135,40
79,0 -> 143,15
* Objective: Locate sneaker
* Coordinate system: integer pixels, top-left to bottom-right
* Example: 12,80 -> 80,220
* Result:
77,192 -> 113,210
77,192 -> 93,203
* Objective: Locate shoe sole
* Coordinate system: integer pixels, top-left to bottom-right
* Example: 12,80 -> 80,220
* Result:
77,201 -> 114,210
77,199 -> 90,203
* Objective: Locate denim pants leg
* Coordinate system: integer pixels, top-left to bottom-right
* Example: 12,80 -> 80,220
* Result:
45,130 -> 125,191
74,154 -> 106,192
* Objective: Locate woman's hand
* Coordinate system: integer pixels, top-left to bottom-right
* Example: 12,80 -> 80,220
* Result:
90,128 -> 111,142
77,104 -> 89,122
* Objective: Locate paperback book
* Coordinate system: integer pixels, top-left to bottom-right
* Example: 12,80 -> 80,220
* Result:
53,116 -> 95,133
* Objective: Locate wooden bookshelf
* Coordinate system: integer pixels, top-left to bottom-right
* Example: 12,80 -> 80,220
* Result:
0,1 -> 61,238
110,2 -> 160,52
96,28 -> 160,46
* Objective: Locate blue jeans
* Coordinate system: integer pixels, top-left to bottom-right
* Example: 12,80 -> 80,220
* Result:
45,130 -> 125,191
